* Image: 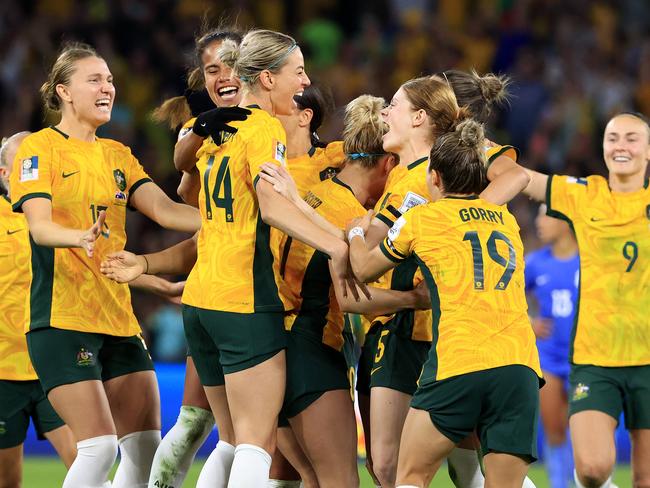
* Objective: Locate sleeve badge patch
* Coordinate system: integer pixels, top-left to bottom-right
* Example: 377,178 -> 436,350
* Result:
20,156 -> 39,182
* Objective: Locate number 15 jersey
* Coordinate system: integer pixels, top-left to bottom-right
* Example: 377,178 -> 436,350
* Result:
182,107 -> 289,313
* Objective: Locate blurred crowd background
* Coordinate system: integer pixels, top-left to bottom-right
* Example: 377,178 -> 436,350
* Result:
2,0 -> 649,361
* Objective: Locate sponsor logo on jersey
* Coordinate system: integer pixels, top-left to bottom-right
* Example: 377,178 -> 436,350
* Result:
76,348 -> 96,367
304,191 -> 323,209
572,382 -> 590,401
398,191 -> 427,213
0,421 -> 6,435
20,156 -> 38,182
113,169 -> 127,191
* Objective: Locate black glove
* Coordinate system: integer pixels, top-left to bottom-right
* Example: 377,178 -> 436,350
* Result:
192,107 -> 252,140
184,89 -> 215,117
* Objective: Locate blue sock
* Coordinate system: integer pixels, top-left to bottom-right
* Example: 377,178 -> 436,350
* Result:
545,442 -> 568,488
563,439 -> 575,485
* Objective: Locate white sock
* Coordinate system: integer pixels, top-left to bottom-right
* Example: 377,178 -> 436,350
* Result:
113,430 -> 161,488
227,443 -> 272,488
196,440 -> 235,488
268,481 -> 301,487
148,406 -> 214,488
574,470 -> 614,488
63,434 -> 118,488
447,447 -> 484,488
522,476 -> 537,487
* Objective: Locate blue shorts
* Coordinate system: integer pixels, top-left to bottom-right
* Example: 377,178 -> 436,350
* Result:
537,340 -> 569,387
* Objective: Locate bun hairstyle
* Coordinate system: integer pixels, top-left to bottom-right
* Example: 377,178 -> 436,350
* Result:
343,94 -> 387,168
428,118 -> 488,195
40,42 -> 99,112
437,69 -> 510,124
218,29 -> 297,86
152,28 -> 243,129
294,85 -> 334,148
400,76 -> 471,142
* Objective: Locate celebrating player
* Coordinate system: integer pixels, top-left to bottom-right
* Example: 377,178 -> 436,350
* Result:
348,118 -> 543,487
10,42 -> 200,488
522,112 -> 650,488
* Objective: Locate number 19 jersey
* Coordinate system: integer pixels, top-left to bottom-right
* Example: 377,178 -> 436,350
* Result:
381,195 -> 542,383
182,107 -> 289,313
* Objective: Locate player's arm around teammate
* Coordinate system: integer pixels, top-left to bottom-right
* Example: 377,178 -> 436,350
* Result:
10,43 -> 198,488
349,119 -> 543,488
521,113 -> 650,488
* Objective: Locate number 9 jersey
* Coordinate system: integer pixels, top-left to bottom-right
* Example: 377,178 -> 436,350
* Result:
182,106 -> 289,313
380,195 -> 542,385
546,175 -> 650,366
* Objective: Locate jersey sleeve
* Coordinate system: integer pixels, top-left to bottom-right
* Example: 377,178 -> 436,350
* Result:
546,174 -> 588,222
379,213 -> 417,263
126,151 -> 153,197
485,144 -> 519,167
177,117 -> 196,141
10,136 -> 53,213
248,119 -> 287,188
376,188 -> 427,228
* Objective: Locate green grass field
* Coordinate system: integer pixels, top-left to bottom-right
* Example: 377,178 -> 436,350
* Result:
22,457 -> 633,487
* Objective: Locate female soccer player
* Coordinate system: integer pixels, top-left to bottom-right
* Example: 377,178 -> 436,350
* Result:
521,112 -> 650,488
348,118 -> 543,488
259,94 -> 430,487
526,205 -> 579,488
357,74 -> 530,488
179,29 -> 361,486
148,28 -> 248,488
0,131 -> 77,486
10,42 -> 201,488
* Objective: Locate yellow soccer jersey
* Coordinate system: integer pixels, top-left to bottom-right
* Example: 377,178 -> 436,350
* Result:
381,196 -> 542,382
547,175 -> 650,366
10,127 -> 151,336
0,195 -> 36,380
281,176 -> 367,350
182,107 -> 289,312
287,141 -> 345,197
373,157 -> 432,341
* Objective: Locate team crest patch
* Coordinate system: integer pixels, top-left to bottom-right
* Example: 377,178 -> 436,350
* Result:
398,191 -> 427,214
572,383 -> 590,401
274,140 -> 287,165
113,169 -> 126,191
76,348 -> 95,367
20,156 -> 39,182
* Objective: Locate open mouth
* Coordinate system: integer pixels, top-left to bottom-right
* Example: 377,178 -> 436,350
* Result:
612,155 -> 631,163
96,98 -> 111,111
217,86 -> 239,102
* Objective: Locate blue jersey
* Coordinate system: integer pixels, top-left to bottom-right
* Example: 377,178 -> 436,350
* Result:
525,246 -> 579,376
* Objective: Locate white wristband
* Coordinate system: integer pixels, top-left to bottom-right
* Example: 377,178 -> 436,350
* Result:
348,226 -> 365,242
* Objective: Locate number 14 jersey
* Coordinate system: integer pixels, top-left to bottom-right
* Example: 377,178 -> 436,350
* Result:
183,107 -> 289,313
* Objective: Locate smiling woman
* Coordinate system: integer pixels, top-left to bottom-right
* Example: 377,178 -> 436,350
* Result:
9,41 -> 201,488
521,112 -> 650,487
